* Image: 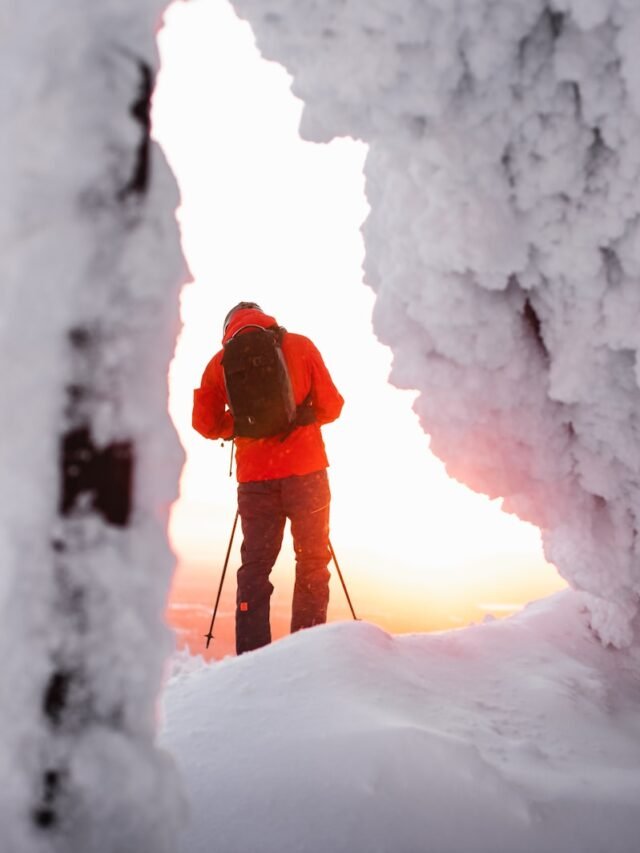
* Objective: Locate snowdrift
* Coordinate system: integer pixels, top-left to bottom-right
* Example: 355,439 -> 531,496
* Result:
161,593 -> 640,853
228,0 -> 640,647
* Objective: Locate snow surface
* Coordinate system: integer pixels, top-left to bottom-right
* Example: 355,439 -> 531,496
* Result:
2,3 -> 185,850
161,592 -> 640,852
228,0 -> 640,648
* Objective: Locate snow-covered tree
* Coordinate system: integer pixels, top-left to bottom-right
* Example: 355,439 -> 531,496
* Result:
230,0 -> 640,648
2,4 -> 184,850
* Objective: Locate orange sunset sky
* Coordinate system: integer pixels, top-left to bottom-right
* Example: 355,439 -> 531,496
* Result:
152,0 -> 566,659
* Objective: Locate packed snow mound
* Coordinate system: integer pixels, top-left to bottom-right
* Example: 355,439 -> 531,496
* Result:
229,0 -> 640,647
161,592 -> 640,853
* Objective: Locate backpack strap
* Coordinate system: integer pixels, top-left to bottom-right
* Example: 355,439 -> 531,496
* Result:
269,324 -> 287,345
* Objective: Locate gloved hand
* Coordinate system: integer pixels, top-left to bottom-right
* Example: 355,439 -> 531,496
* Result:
295,394 -> 316,426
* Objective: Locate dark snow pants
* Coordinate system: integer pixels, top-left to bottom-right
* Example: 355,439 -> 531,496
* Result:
235,469 -> 331,655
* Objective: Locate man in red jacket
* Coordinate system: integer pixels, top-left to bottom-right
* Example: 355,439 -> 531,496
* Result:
193,302 -> 344,654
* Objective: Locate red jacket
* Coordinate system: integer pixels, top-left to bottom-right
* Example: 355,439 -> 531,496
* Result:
192,308 -> 344,482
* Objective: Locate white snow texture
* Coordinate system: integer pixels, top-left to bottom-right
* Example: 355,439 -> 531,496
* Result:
229,0 -> 640,648
5,0 -> 640,850
2,3 -> 185,852
162,592 -> 640,853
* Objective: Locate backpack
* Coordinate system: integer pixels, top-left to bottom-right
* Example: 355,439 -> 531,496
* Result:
222,325 -> 297,438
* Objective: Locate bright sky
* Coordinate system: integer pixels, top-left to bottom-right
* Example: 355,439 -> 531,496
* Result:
152,0 -> 565,653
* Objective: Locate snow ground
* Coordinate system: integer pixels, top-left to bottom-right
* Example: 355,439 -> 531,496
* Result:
161,591 -> 640,853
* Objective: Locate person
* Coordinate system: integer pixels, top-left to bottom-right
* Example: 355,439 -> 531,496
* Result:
192,302 -> 344,654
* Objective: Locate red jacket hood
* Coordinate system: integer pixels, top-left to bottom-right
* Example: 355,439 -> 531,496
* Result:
222,308 -> 278,345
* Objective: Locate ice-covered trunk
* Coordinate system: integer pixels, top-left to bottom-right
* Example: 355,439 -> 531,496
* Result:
1,4 -> 184,851
230,0 -> 640,647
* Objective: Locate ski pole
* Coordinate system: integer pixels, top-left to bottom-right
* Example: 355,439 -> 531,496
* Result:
328,539 -> 359,621
204,509 -> 239,649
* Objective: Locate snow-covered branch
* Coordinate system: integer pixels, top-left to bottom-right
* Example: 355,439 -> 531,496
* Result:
230,0 -> 640,647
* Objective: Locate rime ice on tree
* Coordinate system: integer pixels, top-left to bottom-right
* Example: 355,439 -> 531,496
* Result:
230,0 -> 640,648
1,3 -> 185,850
